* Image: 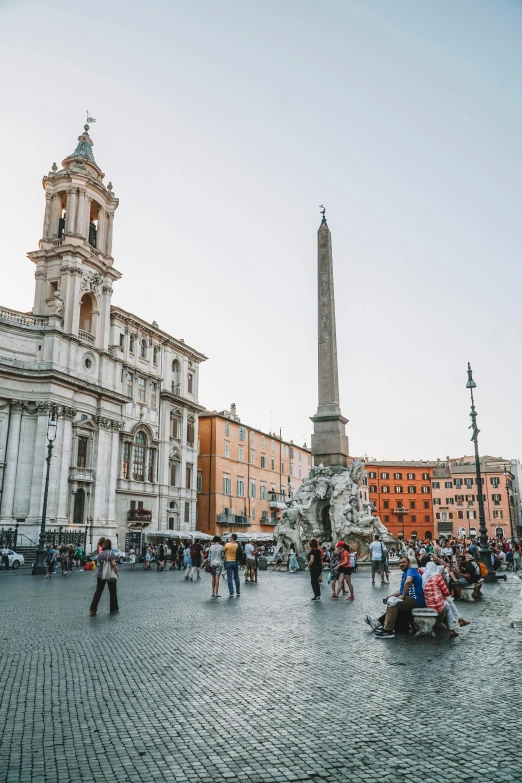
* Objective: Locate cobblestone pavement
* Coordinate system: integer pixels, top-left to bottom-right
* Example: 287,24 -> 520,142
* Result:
1,565 -> 521,783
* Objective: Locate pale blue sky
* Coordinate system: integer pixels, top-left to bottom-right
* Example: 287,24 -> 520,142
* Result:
1,0 -> 521,459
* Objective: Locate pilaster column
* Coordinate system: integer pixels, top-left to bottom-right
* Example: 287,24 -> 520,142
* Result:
42,193 -> 53,239
57,407 -> 76,523
98,282 -> 113,350
28,403 -> 52,521
76,189 -> 86,238
97,208 -> 106,254
33,268 -> 48,316
65,189 -> 77,234
105,212 -> 114,257
52,193 -> 63,238
0,401 -> 23,523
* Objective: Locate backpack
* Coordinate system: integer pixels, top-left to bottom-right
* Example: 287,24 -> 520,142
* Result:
235,544 -> 245,565
477,560 -> 487,578
190,544 -> 198,559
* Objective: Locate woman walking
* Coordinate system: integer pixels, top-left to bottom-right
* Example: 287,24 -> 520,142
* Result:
337,543 -> 354,601
183,544 -> 192,580
288,549 -> 299,573
307,538 -> 323,601
89,539 -> 119,616
208,535 -> 224,597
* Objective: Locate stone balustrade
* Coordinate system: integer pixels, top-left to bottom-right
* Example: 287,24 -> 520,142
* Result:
0,306 -> 53,329
78,329 -> 95,345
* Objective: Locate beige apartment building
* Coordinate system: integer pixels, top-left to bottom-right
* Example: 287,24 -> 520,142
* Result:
197,405 -> 312,535
431,456 -> 517,539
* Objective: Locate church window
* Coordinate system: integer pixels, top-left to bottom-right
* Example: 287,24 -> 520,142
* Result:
151,383 -> 157,408
197,473 -> 202,493
170,410 -> 181,439
184,502 -> 190,524
119,333 -> 125,350
172,359 -> 181,394
126,373 -> 133,397
137,377 -> 146,402
140,339 -> 147,359
130,335 -> 135,353
185,463 -> 193,489
187,373 -> 193,394
77,436 -> 88,468
79,293 -> 94,334
153,346 -> 158,365
169,458 -> 180,486
187,417 -> 195,446
133,432 -> 146,481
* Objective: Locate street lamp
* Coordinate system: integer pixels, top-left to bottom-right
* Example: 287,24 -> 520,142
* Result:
465,364 -> 496,581
504,465 -> 516,546
32,407 -> 58,575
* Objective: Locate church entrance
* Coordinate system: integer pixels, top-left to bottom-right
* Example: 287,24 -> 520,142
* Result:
73,488 -> 85,525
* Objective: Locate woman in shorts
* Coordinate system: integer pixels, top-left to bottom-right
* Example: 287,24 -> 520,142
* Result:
330,542 -> 344,599
208,535 -> 224,598
336,543 -> 354,601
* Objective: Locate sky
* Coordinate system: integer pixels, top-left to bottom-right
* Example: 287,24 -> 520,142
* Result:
1,0 -> 521,460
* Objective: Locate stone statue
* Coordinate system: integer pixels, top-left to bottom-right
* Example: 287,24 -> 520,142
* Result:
278,459 -> 396,559
53,289 -> 65,315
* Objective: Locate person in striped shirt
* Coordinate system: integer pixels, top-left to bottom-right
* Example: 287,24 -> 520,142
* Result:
422,561 -> 470,638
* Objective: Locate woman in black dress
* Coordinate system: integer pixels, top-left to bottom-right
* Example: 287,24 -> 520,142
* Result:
307,538 -> 323,601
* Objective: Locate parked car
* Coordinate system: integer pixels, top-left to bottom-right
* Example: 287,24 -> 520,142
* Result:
1,550 -> 25,569
85,548 -> 128,565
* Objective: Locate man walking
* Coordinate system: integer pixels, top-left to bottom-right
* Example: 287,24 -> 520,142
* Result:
244,539 -> 257,583
223,533 -> 241,598
369,534 -> 385,586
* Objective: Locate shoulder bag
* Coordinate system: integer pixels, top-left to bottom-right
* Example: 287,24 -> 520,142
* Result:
101,554 -> 117,581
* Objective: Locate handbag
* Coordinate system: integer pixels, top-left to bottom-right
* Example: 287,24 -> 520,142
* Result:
101,554 -> 117,581
204,559 -> 212,573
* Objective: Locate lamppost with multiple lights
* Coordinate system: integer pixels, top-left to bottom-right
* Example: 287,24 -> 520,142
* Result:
32,407 -> 58,575
465,364 -> 497,582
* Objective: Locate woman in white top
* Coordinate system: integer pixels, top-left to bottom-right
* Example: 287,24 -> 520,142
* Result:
128,547 -> 136,571
208,535 -> 224,598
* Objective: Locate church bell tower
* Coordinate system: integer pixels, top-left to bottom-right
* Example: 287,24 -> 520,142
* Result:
28,123 -> 121,351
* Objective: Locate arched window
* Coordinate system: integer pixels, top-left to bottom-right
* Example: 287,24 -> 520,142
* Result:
410,531 -> 418,539
187,416 -> 195,446
169,501 -> 176,509
140,339 -> 147,359
153,346 -> 158,365
170,409 -> 182,439
172,359 -> 181,393
129,334 -> 135,353
495,527 -> 504,538
79,293 -> 94,334
133,431 -> 146,481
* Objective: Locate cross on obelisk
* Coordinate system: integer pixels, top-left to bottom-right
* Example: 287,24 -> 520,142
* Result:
310,207 -> 349,469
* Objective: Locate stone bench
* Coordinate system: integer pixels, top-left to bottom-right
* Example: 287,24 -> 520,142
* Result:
412,607 -> 440,637
460,579 -> 484,601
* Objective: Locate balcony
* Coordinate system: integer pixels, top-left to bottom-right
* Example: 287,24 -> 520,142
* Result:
268,492 -> 286,510
261,517 -> 278,526
69,466 -> 95,483
216,514 -> 251,527
79,329 -> 95,345
127,509 -> 152,522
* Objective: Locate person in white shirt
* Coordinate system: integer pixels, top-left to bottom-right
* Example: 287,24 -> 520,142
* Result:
208,536 -> 224,598
369,534 -> 386,586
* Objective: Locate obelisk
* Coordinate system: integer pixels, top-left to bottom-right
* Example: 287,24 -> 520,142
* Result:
310,208 -> 349,469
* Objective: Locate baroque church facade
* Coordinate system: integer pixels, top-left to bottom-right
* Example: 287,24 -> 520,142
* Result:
0,124 -> 206,550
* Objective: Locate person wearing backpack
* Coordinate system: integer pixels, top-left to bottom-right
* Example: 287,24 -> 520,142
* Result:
189,541 -> 203,580
45,546 -> 57,579
89,538 -> 119,616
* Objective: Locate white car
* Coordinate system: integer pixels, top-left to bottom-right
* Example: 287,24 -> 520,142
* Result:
1,549 -> 25,569
87,547 -> 128,565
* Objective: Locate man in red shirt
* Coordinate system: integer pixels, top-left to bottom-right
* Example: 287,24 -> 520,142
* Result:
423,561 -> 470,638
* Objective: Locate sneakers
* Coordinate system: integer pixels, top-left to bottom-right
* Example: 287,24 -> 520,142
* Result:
375,629 -> 395,639
364,614 -> 382,632
197,576 -> 201,580
311,596 -> 321,601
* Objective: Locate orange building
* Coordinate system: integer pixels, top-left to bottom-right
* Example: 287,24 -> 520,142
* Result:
197,405 -> 312,536
365,461 -> 435,541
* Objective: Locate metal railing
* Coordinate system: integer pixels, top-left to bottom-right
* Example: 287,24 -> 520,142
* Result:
0,525 -> 19,548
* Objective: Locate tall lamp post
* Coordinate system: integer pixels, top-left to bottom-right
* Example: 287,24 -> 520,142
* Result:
465,364 -> 497,581
32,407 -> 58,575
504,466 -> 516,545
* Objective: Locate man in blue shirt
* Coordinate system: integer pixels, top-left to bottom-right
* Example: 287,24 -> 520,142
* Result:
374,556 -> 425,639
